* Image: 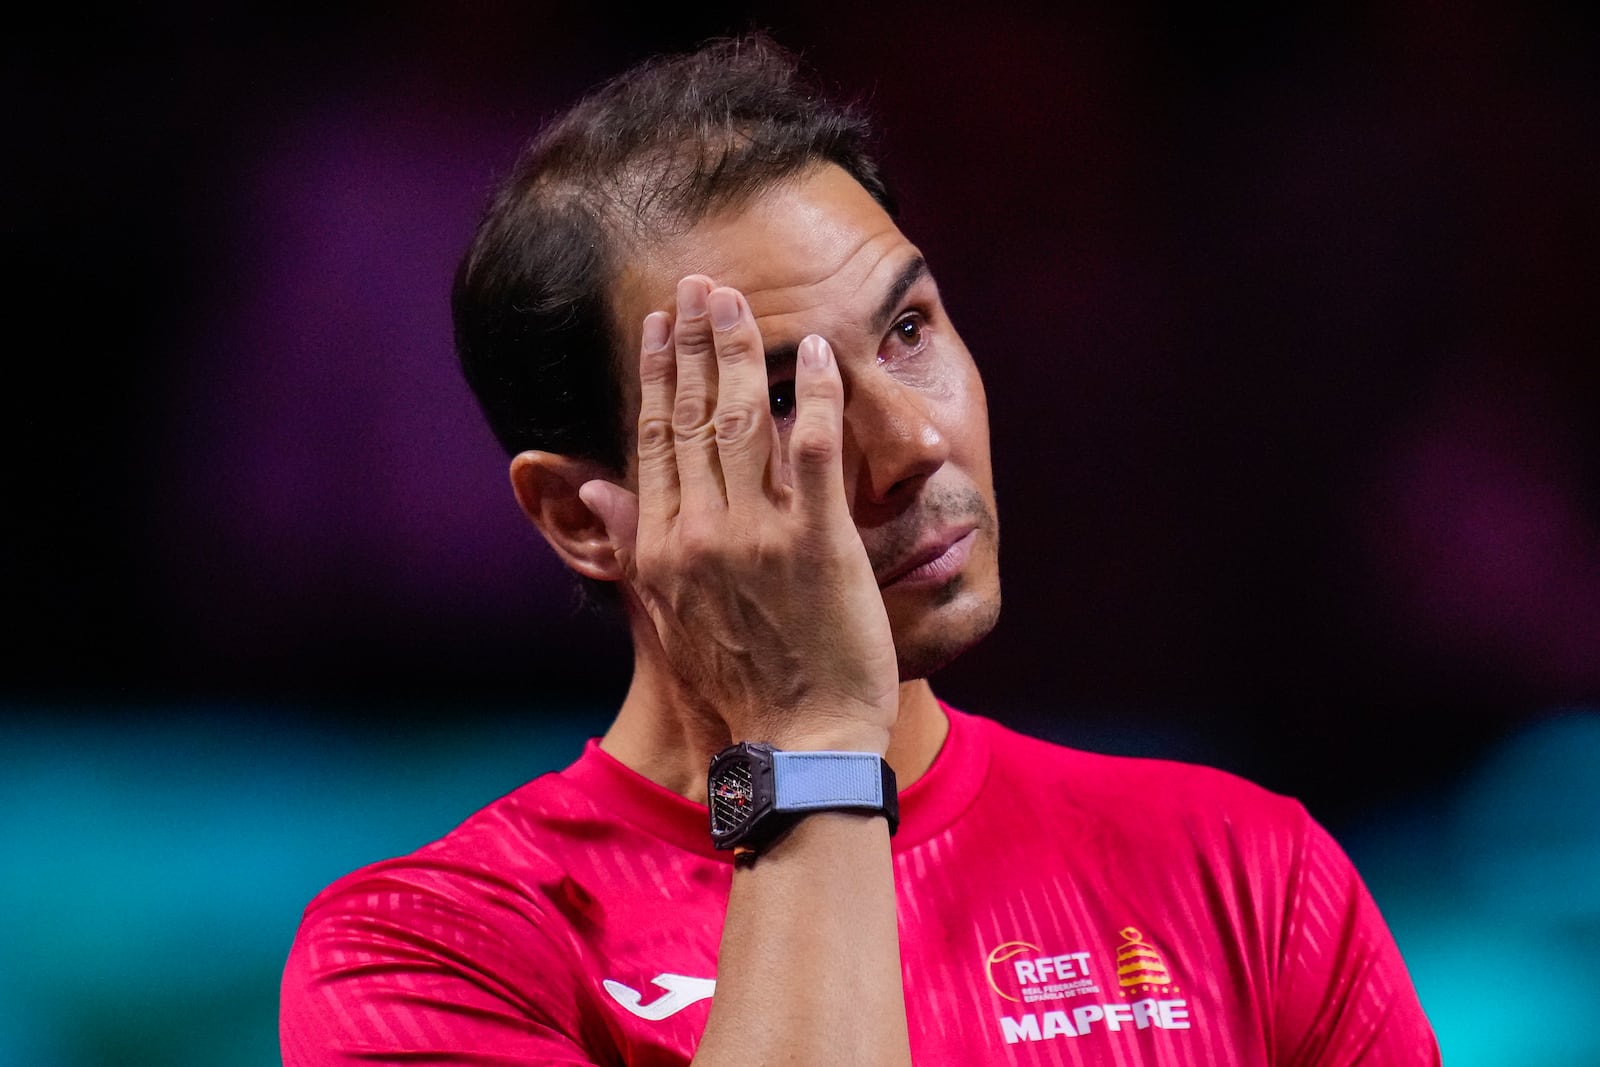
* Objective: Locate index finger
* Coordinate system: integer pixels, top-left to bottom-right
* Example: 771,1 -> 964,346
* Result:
634,310 -> 680,533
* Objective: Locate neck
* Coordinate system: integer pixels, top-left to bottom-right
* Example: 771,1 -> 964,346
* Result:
599,638 -> 950,805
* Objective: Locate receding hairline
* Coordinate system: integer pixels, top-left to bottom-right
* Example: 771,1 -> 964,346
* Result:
600,163 -> 934,471
450,30 -> 897,477
602,160 -> 883,358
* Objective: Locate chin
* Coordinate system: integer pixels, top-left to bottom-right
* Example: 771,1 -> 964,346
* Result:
890,579 -> 1002,682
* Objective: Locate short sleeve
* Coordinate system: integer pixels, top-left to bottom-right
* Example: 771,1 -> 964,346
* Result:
279,870 -> 611,1066
1274,806 -> 1441,1067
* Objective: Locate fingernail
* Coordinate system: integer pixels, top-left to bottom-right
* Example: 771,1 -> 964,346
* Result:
677,276 -> 708,317
707,289 -> 740,331
641,312 -> 670,351
800,334 -> 830,369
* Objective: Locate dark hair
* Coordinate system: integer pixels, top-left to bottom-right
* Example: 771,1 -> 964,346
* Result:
450,32 -> 897,474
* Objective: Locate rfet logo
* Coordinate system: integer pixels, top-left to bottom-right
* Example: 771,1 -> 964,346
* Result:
985,940 -> 1101,1004
989,928 -> 1193,1046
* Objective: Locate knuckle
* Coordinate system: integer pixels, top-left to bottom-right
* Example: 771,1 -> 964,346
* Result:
676,523 -> 721,565
713,403 -> 761,445
790,427 -> 838,467
676,340 -> 715,362
638,348 -> 675,386
671,395 -> 714,435
636,415 -> 674,454
673,323 -> 716,357
714,331 -> 753,364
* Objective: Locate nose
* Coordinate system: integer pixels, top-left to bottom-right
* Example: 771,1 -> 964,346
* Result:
844,376 -> 950,512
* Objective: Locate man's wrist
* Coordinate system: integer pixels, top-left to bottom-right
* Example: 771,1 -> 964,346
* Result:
734,716 -> 892,757
707,742 -> 899,852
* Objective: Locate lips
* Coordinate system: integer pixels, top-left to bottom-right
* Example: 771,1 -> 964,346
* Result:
876,526 -> 978,588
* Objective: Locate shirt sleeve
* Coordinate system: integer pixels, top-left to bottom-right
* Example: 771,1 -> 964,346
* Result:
1273,805 -> 1440,1067
279,869 -> 612,1066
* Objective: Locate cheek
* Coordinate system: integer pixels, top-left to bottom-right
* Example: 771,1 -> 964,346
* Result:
938,362 -> 992,465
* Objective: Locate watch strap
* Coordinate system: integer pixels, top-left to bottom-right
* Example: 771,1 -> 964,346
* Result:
772,750 -> 898,835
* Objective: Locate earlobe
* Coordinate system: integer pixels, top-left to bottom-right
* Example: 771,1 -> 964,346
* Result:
509,451 -> 632,583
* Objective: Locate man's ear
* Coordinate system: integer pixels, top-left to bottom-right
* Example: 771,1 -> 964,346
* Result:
509,451 -> 632,583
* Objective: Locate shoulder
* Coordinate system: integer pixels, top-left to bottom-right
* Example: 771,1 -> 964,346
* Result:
294,765 -> 597,935
972,710 -> 1308,831
284,763 -> 618,998
954,707 -> 1326,890
280,768 -> 608,1062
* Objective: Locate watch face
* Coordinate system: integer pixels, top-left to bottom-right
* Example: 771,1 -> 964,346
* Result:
708,744 -> 777,846
709,760 -> 758,838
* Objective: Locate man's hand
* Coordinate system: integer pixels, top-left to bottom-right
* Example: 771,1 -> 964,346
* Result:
583,275 -> 899,752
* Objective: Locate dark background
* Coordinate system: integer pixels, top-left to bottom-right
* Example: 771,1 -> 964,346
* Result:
11,1 -> 1596,817
4,5 -> 1598,1064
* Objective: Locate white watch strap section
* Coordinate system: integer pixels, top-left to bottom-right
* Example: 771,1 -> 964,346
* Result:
770,751 -> 885,813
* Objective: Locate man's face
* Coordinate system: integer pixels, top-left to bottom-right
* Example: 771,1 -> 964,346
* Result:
612,163 -> 1001,680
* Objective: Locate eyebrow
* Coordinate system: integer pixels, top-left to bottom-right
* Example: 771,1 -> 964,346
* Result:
764,254 -> 932,375
872,255 -> 930,337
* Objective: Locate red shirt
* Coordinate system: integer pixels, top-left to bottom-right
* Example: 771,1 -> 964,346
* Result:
281,704 -> 1439,1064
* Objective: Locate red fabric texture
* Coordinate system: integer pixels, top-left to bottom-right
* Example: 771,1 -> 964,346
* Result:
281,704 -> 1440,1065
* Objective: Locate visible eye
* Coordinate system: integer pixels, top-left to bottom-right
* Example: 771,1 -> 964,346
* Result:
881,313 -> 928,361
768,379 -> 796,423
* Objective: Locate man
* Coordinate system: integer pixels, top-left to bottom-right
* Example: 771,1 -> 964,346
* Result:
281,33 -> 1439,1065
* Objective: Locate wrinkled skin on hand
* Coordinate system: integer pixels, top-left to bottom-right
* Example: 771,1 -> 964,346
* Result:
580,274 -> 900,753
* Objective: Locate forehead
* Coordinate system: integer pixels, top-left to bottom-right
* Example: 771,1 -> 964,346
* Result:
613,164 -> 918,351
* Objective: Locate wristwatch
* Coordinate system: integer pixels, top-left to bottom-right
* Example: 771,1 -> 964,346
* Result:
707,742 -> 898,853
